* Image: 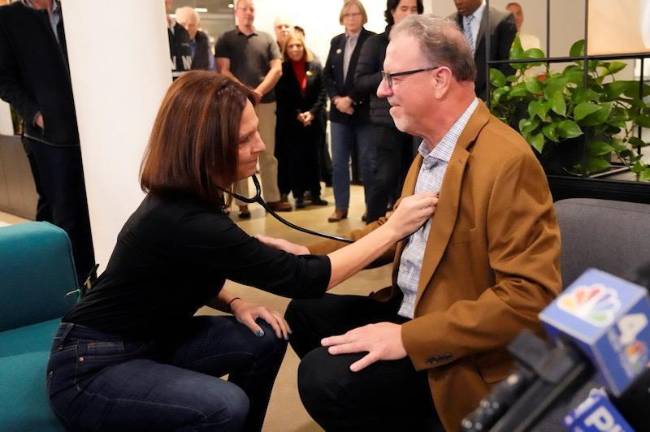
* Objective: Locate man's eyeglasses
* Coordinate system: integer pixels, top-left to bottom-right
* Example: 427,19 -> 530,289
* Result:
381,67 -> 439,89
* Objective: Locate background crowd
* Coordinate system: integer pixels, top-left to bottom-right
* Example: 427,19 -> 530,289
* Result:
167,0 -> 517,223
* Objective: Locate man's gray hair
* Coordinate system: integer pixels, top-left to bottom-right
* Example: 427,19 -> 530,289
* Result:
390,14 -> 476,83
175,6 -> 199,25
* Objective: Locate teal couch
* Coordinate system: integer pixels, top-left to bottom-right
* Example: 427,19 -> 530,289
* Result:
0,222 -> 78,431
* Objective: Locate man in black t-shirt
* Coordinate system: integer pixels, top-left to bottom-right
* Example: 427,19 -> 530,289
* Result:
215,0 -> 291,217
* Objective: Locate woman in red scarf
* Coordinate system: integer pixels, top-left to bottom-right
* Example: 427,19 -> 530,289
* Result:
275,32 -> 328,208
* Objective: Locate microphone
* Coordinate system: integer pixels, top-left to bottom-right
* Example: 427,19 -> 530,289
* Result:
540,268 -> 650,397
564,388 -> 634,431
461,269 -> 650,432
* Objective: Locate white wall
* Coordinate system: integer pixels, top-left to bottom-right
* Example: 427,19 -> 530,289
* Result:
251,0 -> 432,63
63,0 -> 172,270
0,100 -> 12,136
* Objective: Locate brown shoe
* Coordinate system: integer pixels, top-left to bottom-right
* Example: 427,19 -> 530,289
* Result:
327,209 -> 348,222
238,205 -> 251,219
267,200 -> 293,212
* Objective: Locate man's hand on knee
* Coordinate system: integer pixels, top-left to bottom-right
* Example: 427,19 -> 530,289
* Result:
321,322 -> 407,372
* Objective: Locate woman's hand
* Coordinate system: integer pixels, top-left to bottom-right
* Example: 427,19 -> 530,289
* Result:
333,96 -> 354,115
300,111 -> 314,126
384,192 -> 438,240
256,234 -> 310,255
231,299 -> 291,340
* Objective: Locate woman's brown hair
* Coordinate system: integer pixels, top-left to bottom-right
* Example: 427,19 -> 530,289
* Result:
282,31 -> 314,63
140,72 -> 254,207
339,0 -> 368,25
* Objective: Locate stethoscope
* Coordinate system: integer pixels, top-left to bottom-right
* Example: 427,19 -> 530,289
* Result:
220,175 -> 354,244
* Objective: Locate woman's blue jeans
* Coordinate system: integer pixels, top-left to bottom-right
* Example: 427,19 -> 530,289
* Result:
47,316 -> 287,431
330,121 -> 375,211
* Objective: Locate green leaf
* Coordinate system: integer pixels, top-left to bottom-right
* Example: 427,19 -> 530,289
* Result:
557,120 -> 583,138
606,61 -> 626,75
519,117 -> 540,135
585,140 -> 614,157
523,48 -> 545,67
581,157 -> 611,175
574,102 -> 600,121
510,35 -> 525,60
490,68 -> 507,88
635,114 -> 650,128
529,133 -> 545,153
570,39 -> 585,57
565,69 -> 585,85
525,48 -> 545,59
628,137 -> 649,148
491,87 -> 509,105
572,88 -> 599,104
509,83 -> 529,98
550,91 -> 567,116
611,138 -> 627,152
543,76 -> 568,100
640,167 -> 650,181
542,123 -> 559,142
528,100 -> 550,121
579,102 -> 613,127
525,77 -> 543,94
605,80 -> 639,99
606,107 -> 629,128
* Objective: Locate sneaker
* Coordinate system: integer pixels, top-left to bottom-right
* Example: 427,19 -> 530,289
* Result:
267,200 -> 293,212
295,198 -> 305,209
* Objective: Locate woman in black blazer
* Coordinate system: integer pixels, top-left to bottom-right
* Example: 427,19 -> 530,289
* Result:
276,32 -> 328,208
323,0 -> 375,222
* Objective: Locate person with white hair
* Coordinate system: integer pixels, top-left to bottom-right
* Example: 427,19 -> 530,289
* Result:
175,6 -> 214,71
273,15 -> 292,51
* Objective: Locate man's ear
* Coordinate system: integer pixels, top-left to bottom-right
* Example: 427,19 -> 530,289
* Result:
432,67 -> 452,99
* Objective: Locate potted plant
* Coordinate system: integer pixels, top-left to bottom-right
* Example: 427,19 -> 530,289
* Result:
489,38 -> 650,202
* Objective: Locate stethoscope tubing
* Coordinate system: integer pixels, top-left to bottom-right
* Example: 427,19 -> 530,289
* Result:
223,175 -> 354,244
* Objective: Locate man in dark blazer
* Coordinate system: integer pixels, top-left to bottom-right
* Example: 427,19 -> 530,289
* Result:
450,0 -> 517,100
0,0 -> 95,285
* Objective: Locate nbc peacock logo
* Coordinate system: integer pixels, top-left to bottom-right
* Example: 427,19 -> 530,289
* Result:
557,283 -> 622,327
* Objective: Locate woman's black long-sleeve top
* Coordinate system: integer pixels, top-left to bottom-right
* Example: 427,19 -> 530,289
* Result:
64,193 -> 331,340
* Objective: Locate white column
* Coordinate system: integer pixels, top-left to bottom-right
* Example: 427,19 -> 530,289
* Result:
0,100 -> 13,135
62,0 -> 172,270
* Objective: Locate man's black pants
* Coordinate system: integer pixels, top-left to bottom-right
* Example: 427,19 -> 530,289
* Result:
285,293 -> 442,431
23,137 -> 95,284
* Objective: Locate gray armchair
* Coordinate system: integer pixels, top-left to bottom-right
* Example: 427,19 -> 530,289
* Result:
555,198 -> 650,289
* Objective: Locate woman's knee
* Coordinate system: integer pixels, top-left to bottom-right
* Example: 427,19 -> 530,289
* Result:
250,320 -> 288,364
199,384 -> 249,431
